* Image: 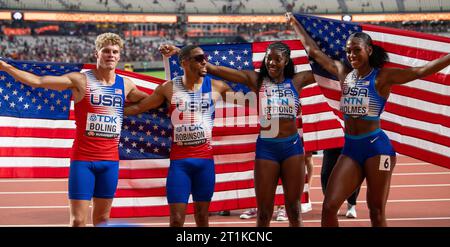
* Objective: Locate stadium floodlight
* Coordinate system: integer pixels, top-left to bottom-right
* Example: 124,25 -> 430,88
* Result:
12,11 -> 23,21
342,14 -> 352,22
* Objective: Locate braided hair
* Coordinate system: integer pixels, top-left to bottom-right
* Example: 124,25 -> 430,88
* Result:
257,41 -> 295,90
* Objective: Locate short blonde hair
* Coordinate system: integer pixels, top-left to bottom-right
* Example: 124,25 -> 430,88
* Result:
95,33 -> 124,51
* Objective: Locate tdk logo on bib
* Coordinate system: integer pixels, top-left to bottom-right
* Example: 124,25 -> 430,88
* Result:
89,114 -> 118,124
86,113 -> 121,138
90,94 -> 123,107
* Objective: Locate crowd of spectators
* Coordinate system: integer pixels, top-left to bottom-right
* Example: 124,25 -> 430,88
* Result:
1,20 -> 448,63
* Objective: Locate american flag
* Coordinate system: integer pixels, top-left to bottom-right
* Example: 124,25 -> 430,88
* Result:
294,13 -> 450,169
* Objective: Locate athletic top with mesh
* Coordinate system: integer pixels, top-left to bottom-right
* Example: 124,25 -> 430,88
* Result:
169,76 -> 215,160
259,77 -> 300,124
71,70 -> 125,161
340,68 -> 387,121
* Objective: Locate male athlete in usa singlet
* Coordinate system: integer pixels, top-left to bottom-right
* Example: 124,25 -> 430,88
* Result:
69,70 -> 125,200
166,75 -> 215,204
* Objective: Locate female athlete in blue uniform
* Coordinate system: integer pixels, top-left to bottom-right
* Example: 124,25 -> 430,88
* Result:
160,41 -> 316,227
287,12 -> 450,226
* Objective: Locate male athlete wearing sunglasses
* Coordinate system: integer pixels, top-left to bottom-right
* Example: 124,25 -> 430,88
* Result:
125,45 -> 235,227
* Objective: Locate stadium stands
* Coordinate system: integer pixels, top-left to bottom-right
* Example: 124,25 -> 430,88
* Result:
2,0 -> 449,14
1,0 -> 449,68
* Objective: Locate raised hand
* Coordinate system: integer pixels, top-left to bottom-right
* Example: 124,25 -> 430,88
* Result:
158,44 -> 180,57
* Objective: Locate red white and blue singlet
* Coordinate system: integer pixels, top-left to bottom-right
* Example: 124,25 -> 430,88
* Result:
255,77 -> 304,163
169,76 -> 215,160
340,68 -> 387,121
259,77 -> 300,125
71,70 -> 125,161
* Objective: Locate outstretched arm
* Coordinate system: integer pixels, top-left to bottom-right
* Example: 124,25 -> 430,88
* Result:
124,82 -> 167,115
0,60 -> 80,91
159,43 -> 259,91
382,54 -> 450,86
286,13 -> 348,81
206,63 -> 258,91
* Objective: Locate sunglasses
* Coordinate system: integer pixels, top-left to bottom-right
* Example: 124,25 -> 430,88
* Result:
189,54 -> 208,63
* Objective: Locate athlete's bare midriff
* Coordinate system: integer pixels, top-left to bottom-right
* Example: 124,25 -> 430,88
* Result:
260,119 -> 298,138
344,117 -> 380,135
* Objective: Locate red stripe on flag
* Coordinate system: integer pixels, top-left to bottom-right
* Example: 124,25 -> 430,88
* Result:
385,103 -> 450,128
372,41 -> 448,62
119,167 -> 168,179
251,40 -> 304,53
0,147 -> 71,158
391,141 -> 450,169
115,187 -> 165,197
304,137 -> 345,152
0,167 -> 69,178
0,127 -> 75,138
303,120 -> 343,132
302,102 -> 339,115
362,24 -> 450,44
391,86 -> 450,106
215,161 -> 254,173
213,126 -> 260,136
212,143 -> 256,155
381,120 -> 449,147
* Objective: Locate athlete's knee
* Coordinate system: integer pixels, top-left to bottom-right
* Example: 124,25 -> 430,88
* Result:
322,199 -> 340,215
93,215 -> 109,226
194,212 -> 209,226
257,208 -> 273,223
70,216 -> 87,227
368,205 -> 385,218
285,202 -> 300,216
170,212 -> 185,227
195,210 -> 209,221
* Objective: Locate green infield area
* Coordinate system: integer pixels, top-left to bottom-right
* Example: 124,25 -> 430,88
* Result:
140,70 -> 166,80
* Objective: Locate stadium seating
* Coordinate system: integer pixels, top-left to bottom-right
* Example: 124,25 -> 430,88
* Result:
2,0 -> 448,14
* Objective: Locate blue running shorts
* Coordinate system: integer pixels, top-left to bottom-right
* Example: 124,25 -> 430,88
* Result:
255,133 -> 304,163
68,160 -> 119,200
166,158 -> 215,204
342,128 -> 396,166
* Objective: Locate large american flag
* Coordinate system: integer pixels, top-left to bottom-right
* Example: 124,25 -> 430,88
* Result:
293,13 -> 450,169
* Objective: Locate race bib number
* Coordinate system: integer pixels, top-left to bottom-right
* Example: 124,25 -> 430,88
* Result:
379,155 -> 391,171
85,112 -> 121,139
173,123 -> 208,146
